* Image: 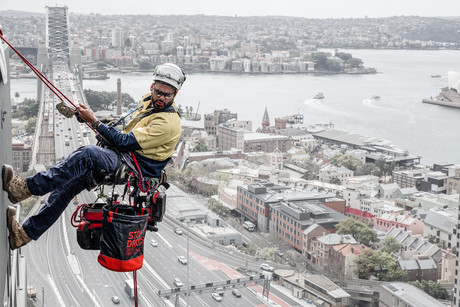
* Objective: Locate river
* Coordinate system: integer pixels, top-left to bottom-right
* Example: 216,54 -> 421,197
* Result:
9,49 -> 460,165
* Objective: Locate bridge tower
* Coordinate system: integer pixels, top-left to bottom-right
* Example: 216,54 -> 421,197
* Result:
45,6 -> 71,65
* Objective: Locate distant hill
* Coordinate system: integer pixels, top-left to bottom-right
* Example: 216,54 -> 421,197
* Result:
0,10 -> 44,17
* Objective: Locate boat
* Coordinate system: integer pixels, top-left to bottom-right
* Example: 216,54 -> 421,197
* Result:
314,92 -> 324,99
431,74 -> 442,78
371,95 -> 380,100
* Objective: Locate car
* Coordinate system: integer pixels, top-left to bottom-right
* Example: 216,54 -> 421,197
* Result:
215,287 -> 225,296
111,296 -> 120,304
174,228 -> 183,235
260,263 -> 274,272
277,250 -> 284,257
232,289 -> 241,297
211,292 -> 222,302
178,256 -> 187,265
173,278 -> 183,287
150,239 -> 158,247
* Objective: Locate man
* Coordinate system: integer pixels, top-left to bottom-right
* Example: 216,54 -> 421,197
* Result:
3,63 -> 185,250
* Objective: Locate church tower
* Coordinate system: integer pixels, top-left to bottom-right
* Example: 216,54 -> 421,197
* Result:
261,106 -> 270,130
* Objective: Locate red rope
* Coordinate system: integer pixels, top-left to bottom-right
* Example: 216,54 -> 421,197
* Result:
133,271 -> 139,307
71,204 -> 86,227
130,152 -> 150,193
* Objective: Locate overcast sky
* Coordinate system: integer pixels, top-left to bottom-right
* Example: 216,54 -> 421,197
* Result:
2,0 -> 459,18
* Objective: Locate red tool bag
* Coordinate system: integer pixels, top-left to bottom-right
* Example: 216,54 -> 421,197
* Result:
97,204 -> 149,272
73,203 -> 106,250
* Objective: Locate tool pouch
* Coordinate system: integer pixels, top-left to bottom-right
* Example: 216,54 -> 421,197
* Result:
76,203 -> 105,250
98,204 -> 148,272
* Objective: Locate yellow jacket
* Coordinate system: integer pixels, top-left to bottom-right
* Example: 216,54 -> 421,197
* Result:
123,94 -> 181,162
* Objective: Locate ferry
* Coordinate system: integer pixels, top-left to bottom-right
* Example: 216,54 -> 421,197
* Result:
314,92 -> 324,99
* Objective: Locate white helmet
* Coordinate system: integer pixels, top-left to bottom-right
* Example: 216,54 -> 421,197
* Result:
152,63 -> 186,91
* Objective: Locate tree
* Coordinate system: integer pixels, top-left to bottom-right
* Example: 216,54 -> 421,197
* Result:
25,117 -> 37,134
381,236 -> 402,254
336,219 -> 377,246
329,154 -> 364,172
84,89 -> 135,111
355,162 -> 380,176
12,98 -> 39,119
329,177 -> 341,185
138,59 -> 153,71
410,280 -> 449,300
207,198 -> 230,219
121,93 -> 135,107
335,52 -> 352,61
355,249 -> 408,281
191,139 -> 211,152
346,58 -> 363,68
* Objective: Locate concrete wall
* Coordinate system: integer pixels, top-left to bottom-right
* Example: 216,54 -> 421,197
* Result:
0,44 -> 13,305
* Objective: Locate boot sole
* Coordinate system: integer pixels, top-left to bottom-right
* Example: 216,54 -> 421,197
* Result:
2,165 -> 13,191
6,206 -> 14,249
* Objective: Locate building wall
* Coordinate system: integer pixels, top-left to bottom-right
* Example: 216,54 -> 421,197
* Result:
302,225 -> 328,258
374,216 -> 423,235
237,185 -> 270,232
12,145 -> 31,172
447,176 -> 460,194
244,137 -> 292,153
0,45 -> 13,305
423,223 -> 456,249
217,125 -> 244,151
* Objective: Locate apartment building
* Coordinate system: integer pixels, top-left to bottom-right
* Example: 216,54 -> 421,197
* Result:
329,243 -> 365,279
344,207 -> 375,227
204,109 -> 237,136
237,181 -> 345,239
423,208 -> 457,249
12,139 -> 31,172
309,233 -> 357,269
243,132 -> 292,153
318,165 -> 353,182
270,201 -> 346,252
374,212 -> 423,235
392,169 -> 425,189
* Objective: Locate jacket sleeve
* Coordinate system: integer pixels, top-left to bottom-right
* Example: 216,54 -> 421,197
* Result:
96,124 -> 142,152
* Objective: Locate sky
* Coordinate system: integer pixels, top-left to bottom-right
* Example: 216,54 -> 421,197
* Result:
2,0 -> 460,18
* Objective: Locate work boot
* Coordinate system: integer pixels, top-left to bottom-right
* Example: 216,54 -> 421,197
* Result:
2,164 -> 31,204
6,206 -> 32,250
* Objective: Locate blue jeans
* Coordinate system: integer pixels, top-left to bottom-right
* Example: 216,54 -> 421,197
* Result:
23,145 -> 119,240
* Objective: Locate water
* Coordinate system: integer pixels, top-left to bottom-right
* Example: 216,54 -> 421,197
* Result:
10,49 -> 460,165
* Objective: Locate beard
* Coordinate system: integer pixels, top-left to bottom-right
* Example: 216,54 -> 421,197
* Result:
152,99 -> 170,110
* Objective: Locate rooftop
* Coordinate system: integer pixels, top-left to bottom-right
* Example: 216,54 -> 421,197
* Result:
381,282 -> 446,307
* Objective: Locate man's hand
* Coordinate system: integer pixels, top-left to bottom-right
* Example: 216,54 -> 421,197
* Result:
77,103 -> 98,124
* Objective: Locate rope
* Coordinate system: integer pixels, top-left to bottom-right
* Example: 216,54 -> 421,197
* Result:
133,271 -> 139,307
71,204 -> 86,227
130,152 -> 150,193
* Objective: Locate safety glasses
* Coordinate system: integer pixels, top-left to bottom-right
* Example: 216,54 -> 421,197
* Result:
153,88 -> 176,99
